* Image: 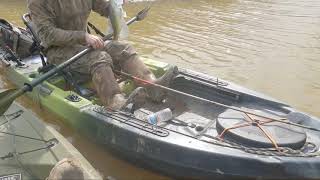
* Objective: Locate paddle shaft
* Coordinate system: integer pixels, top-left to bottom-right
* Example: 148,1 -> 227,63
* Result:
116,70 -> 320,132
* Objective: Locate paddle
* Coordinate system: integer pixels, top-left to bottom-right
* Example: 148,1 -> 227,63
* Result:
0,6 -> 151,116
115,70 -> 320,132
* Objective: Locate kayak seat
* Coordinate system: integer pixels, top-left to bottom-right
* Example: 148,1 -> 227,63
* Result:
62,71 -> 96,98
38,63 -> 95,98
21,13 -> 47,67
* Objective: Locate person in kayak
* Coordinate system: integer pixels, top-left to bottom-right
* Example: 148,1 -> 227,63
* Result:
27,0 -> 177,110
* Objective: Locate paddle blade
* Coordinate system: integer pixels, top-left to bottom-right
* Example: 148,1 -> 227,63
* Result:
0,89 -> 18,116
136,6 -> 151,21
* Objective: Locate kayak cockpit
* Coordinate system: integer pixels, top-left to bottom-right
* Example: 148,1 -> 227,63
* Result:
123,68 -> 320,157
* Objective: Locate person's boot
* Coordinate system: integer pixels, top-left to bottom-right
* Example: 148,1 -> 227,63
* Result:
108,88 -> 148,110
108,93 -> 127,110
93,65 -> 149,110
124,87 -> 148,108
92,65 -> 125,110
146,65 -> 178,102
121,55 -> 178,102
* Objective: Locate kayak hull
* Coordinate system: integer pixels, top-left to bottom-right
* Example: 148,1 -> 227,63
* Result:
2,53 -> 320,179
81,106 -> 320,180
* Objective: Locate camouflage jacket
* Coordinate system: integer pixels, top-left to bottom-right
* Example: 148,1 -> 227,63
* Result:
27,0 -> 110,49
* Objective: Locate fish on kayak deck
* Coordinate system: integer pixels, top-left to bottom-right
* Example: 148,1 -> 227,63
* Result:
0,101 -> 102,180
1,18 -> 320,180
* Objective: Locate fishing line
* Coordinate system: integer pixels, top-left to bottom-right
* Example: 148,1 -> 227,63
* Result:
116,70 -> 320,132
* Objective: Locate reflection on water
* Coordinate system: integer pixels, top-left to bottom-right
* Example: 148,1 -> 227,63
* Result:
1,0 -> 320,179
125,0 -> 320,116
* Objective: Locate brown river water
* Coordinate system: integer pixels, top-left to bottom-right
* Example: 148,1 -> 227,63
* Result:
1,0 -> 320,179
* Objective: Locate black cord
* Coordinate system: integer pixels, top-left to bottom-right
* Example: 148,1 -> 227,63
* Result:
0,110 -> 24,127
1,143 -> 55,160
0,131 -> 49,143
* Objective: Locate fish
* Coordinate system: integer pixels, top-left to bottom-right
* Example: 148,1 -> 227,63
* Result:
108,0 -> 124,40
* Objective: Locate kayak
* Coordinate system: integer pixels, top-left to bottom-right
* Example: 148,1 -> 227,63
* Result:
1,23 -> 320,179
2,47 -> 320,180
0,101 -> 102,180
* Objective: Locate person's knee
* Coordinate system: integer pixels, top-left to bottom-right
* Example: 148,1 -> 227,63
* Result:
88,50 -> 113,74
105,41 -> 137,62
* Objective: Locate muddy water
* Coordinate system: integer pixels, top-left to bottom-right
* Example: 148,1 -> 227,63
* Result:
1,0 -> 320,179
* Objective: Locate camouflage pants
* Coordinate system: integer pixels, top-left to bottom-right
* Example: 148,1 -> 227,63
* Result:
47,41 -> 138,79
46,41 -> 154,106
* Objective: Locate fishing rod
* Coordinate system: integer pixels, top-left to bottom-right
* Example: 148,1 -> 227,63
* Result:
115,70 -> 320,132
0,6 -> 151,116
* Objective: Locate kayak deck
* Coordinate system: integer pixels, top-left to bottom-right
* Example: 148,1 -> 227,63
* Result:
0,101 -> 102,179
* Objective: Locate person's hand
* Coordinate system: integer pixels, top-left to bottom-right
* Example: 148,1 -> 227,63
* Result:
85,33 -> 104,49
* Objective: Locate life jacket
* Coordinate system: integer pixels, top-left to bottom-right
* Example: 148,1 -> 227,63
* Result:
0,18 -> 37,58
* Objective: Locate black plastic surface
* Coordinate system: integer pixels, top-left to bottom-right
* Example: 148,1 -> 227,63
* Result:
216,109 -> 307,149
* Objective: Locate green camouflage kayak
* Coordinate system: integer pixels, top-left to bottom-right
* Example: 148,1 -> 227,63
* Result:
2,19 -> 320,179
0,101 -> 102,180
